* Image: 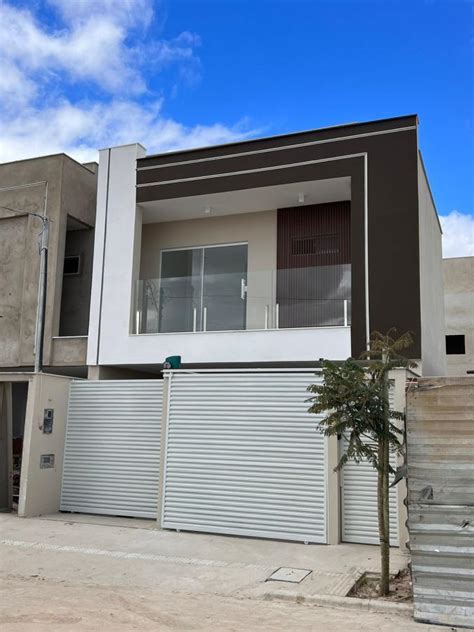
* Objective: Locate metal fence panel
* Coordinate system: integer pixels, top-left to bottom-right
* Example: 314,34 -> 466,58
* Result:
407,377 -> 474,628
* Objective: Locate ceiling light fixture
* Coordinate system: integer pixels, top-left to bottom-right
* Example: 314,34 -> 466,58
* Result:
297,193 -> 305,204
204,206 -> 211,214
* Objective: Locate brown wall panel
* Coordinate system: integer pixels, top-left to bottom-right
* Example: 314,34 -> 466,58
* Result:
276,202 -> 351,329
135,119 -> 421,359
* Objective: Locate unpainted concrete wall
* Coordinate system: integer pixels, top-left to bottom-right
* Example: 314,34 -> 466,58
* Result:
417,153 -> 446,376
443,256 -> 474,375
18,373 -> 72,517
59,227 -> 95,336
0,155 -> 97,369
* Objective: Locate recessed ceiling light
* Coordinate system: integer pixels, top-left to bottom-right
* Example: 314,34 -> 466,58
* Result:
297,193 -> 305,204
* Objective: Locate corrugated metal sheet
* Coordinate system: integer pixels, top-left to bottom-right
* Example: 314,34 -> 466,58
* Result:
162,372 -> 327,543
341,384 -> 399,545
407,377 -> 474,628
61,380 -> 163,519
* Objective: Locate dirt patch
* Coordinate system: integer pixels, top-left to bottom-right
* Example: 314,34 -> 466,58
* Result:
349,567 -> 413,602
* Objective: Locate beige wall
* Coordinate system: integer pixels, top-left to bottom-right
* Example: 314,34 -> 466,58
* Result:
444,257 -> 474,376
18,373 -> 72,517
140,210 -> 277,330
417,154 -> 446,376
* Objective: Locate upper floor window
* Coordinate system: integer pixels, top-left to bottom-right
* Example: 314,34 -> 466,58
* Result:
63,255 -> 81,275
446,334 -> 465,355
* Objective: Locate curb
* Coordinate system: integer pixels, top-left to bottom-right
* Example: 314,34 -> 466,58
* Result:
263,590 -> 414,615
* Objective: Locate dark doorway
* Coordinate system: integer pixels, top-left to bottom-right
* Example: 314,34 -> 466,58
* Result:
0,381 -> 28,512
59,215 -> 94,336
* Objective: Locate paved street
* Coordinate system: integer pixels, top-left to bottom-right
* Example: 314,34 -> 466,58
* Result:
0,513 -> 445,631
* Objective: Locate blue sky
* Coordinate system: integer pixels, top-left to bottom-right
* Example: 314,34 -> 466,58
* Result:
0,0 -> 472,255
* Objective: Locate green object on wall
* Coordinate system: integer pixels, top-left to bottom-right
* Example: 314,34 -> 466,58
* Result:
163,355 -> 181,369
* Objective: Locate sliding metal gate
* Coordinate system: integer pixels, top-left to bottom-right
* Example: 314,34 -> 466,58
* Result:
341,384 -> 400,545
61,380 -> 162,519
162,371 -> 327,543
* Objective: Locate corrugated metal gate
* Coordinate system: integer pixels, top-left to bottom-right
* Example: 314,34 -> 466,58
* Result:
61,380 -> 162,519
162,371 -> 327,543
341,384 -> 400,545
407,377 -> 474,628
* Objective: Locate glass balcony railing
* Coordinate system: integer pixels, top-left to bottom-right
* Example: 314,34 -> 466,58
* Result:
134,265 -> 351,334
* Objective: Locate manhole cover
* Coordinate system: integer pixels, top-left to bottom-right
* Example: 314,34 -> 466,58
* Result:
267,567 -> 312,583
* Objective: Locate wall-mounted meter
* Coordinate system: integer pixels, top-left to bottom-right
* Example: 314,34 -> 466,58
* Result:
43,409 -> 54,434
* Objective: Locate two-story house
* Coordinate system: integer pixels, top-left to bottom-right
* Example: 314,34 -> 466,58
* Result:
0,154 -> 97,512
12,116 -> 447,548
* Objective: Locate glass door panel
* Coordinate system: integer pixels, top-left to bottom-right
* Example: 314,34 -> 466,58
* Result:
202,244 -> 248,331
159,249 -> 203,333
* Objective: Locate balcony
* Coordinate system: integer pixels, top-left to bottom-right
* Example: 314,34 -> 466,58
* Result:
134,254 -> 351,336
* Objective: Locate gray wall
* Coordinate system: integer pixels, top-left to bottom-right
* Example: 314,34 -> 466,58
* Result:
417,153 -> 446,375
59,226 -> 94,336
443,256 -> 474,375
0,155 -> 97,368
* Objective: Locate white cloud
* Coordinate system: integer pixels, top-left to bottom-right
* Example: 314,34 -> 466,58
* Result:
0,0 -> 253,163
0,99 -> 254,164
440,211 -> 474,258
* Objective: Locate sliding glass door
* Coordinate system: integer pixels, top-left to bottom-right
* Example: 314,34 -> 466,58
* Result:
159,243 -> 248,333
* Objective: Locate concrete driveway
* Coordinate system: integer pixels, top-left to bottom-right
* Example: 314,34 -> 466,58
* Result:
0,512 -> 442,631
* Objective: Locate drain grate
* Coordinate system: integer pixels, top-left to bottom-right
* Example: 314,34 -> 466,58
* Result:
267,567 -> 312,583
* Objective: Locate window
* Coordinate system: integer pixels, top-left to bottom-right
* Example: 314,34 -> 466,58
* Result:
446,334 -> 465,355
63,255 -> 80,275
291,234 -> 339,256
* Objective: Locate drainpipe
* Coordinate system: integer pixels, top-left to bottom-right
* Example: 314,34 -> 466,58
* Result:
34,216 -> 49,372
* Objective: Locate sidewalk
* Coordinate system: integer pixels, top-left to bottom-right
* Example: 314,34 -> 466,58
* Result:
0,513 -> 437,632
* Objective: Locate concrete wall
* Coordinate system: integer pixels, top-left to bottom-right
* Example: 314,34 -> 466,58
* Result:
140,210 -> 277,330
0,155 -> 96,369
59,226 -> 95,336
417,153 -> 446,376
18,373 -> 72,517
443,257 -> 474,376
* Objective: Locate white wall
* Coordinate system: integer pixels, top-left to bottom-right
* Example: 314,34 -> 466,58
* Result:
87,144 -> 146,366
418,153 -> 446,376
88,144 -> 351,368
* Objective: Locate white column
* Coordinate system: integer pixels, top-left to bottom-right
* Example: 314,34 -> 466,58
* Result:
87,143 -> 146,367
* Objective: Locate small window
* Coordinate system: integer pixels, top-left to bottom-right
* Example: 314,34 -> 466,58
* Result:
291,234 -> 339,256
446,334 -> 465,355
63,255 -> 80,275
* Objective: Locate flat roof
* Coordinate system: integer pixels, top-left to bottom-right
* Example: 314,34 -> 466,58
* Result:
141,113 -> 419,162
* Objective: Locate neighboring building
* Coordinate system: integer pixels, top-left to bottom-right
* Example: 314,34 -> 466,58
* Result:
87,115 -> 445,376
0,154 -> 97,512
0,154 -> 97,375
444,256 -> 474,375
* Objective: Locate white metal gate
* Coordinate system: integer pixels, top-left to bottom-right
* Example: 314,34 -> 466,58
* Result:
61,380 -> 163,519
162,371 -> 327,543
341,385 -> 400,545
